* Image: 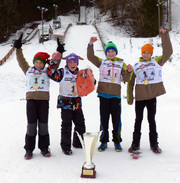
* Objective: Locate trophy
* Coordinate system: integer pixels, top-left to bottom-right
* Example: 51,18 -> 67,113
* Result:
76,131 -> 101,178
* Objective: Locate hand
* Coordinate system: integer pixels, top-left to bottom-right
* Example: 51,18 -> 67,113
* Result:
13,33 -> 23,49
56,38 -> 65,53
89,37 -> 98,45
52,51 -> 62,61
127,64 -> 133,73
159,29 -> 167,34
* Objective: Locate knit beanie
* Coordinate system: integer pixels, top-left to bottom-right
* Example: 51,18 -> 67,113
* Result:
141,43 -> 154,56
105,41 -> 118,55
33,52 -> 50,65
66,53 -> 79,65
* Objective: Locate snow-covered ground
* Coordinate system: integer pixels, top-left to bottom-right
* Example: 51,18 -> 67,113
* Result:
0,1 -> 180,182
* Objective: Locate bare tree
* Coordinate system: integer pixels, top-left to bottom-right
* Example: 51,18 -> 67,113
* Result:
168,0 -> 172,30
120,0 -> 127,23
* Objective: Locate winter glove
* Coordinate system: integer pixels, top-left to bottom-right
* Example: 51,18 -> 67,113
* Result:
13,33 -> 23,49
56,38 -> 65,53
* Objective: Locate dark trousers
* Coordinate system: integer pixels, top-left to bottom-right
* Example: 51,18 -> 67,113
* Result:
60,109 -> 85,150
24,100 -> 50,152
99,97 -> 122,143
133,98 -> 158,146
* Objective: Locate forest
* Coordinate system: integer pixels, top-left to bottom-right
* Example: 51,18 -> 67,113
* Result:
0,0 -> 168,43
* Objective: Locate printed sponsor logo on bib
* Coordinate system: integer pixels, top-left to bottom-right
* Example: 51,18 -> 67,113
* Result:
134,60 -> 162,85
26,67 -> 49,92
99,60 -> 123,85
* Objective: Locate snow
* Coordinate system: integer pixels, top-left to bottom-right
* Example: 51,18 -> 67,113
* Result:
0,1 -> 180,182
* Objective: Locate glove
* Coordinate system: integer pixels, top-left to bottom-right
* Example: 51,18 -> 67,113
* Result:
56,38 -> 65,53
13,33 -> 23,49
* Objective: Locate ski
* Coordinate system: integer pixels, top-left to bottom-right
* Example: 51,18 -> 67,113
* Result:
130,151 -> 142,159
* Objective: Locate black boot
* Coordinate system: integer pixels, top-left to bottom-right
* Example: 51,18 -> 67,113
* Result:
62,148 -> 73,155
128,132 -> 141,153
41,148 -> 51,157
24,150 -> 33,160
149,132 -> 162,153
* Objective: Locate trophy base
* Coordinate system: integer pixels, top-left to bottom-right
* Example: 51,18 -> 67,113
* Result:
81,166 -> 96,178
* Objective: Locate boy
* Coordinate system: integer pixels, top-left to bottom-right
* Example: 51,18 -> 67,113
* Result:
127,29 -> 173,153
13,34 -> 51,159
47,53 -> 86,155
87,37 -> 133,152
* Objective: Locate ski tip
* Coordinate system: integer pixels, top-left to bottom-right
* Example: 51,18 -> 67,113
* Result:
130,151 -> 142,159
132,156 -> 139,159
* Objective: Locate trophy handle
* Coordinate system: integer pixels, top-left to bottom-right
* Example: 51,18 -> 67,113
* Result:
89,131 -> 102,160
76,131 -> 85,152
98,130 -> 103,139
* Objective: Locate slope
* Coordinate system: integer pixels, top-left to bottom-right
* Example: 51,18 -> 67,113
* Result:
0,4 -> 180,183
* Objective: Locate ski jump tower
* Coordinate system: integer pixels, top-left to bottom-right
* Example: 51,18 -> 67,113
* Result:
77,6 -> 86,25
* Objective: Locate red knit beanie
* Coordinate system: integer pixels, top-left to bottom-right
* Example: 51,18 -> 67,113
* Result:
33,52 -> 50,65
141,43 -> 154,56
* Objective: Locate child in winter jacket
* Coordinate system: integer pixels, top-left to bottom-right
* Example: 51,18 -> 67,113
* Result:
47,53 -> 86,155
13,34 -> 55,159
127,29 -> 173,153
87,37 -> 133,152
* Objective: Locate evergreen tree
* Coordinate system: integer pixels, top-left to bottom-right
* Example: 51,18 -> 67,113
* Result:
137,0 -> 159,37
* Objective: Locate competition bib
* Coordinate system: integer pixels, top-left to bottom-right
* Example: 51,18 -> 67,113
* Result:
134,59 -> 162,85
99,59 -> 123,85
26,67 -> 49,92
59,68 -> 78,97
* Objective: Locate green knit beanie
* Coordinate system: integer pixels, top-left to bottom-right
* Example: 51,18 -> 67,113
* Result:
105,41 -> 118,55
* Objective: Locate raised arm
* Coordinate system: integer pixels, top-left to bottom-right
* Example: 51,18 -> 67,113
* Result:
158,29 -> 173,66
13,33 -> 30,74
47,64 -> 64,83
87,37 -> 102,68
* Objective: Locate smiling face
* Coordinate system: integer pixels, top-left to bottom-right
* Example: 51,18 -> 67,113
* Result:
67,60 -> 78,72
106,49 -> 116,60
142,51 -> 151,61
34,60 -> 44,70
